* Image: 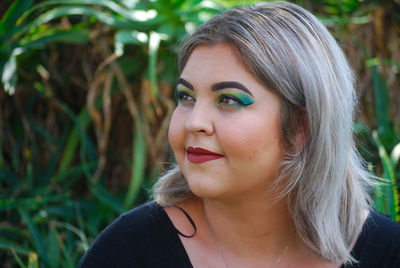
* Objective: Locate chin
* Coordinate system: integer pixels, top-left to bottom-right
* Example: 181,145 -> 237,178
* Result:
187,180 -> 228,201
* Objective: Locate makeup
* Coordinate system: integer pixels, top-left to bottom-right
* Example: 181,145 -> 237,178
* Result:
211,81 -> 253,96
176,87 -> 196,105
186,146 -> 224,163
175,77 -> 254,108
217,91 -> 254,108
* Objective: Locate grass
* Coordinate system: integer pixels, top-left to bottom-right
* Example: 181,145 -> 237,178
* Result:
1,0 -> 399,266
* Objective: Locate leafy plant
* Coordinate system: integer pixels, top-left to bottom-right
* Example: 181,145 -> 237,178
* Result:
1,0 -> 223,266
1,0 -> 399,267
355,57 -> 400,221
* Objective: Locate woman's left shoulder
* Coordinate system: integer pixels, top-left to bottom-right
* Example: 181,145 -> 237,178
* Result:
365,210 -> 400,241
348,210 -> 400,267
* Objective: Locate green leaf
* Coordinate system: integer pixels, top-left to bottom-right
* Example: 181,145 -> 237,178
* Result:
55,221 -> 89,251
54,104 -> 90,183
90,183 -> 124,214
115,30 -> 148,56
21,0 -> 141,24
148,31 -> 167,100
28,252 -> 39,268
47,227 -> 60,268
390,143 -> 400,170
0,0 -> 33,36
372,131 -> 399,221
9,246 -> 28,268
19,6 -> 145,38
124,123 -> 147,208
18,209 -> 49,265
0,165 -> 20,186
40,126 -> 69,185
0,195 -> 65,212
21,29 -> 90,50
368,58 -> 396,149
373,184 -> 384,213
2,51 -> 18,94
0,238 -> 31,256
0,199 -> 26,211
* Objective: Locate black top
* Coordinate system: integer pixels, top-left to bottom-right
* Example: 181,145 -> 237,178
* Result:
77,201 -> 400,268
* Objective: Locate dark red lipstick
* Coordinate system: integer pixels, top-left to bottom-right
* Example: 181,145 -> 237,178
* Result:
186,146 -> 224,163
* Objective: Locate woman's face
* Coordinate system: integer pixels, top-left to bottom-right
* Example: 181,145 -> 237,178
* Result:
168,43 -> 284,203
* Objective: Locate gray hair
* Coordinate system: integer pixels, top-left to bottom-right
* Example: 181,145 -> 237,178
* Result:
153,1 -> 372,264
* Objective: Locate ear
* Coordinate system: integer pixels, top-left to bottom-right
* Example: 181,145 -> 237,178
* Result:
295,108 -> 309,151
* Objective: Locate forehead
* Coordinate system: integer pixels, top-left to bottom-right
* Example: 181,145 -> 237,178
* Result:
181,43 -> 253,82
186,43 -> 242,64
180,43 -> 281,107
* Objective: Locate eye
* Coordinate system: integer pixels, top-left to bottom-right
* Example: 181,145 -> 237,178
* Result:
218,94 -> 244,107
177,91 -> 195,105
217,91 -> 254,108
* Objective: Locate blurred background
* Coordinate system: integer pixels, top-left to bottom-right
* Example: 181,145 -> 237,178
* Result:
0,0 -> 399,267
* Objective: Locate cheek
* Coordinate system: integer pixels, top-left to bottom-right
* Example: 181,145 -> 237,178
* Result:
219,115 -> 282,162
222,127 -> 263,161
168,109 -> 185,157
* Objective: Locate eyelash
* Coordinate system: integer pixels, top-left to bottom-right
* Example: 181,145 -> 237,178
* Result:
176,91 -> 249,108
217,94 -> 245,107
176,91 -> 195,104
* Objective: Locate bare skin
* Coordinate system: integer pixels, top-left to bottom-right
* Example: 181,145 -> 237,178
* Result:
165,197 -> 341,268
165,44 -> 366,268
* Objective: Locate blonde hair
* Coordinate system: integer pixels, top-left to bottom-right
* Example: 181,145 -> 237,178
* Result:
153,1 -> 372,264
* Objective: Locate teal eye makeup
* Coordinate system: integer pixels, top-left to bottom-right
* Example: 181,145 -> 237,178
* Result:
216,91 -> 254,108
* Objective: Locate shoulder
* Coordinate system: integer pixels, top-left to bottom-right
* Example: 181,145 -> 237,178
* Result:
77,201 -> 180,268
93,201 -> 164,243
362,210 -> 400,248
349,210 -> 400,267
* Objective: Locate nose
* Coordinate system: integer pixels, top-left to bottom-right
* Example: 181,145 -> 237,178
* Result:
184,100 -> 214,135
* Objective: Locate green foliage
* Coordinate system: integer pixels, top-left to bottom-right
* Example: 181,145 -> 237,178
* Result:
0,0 -> 223,266
1,0 -> 399,267
0,0 -> 220,267
355,57 -> 400,221
300,0 -> 400,222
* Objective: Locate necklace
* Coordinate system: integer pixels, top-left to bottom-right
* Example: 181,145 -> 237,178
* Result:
204,211 -> 293,267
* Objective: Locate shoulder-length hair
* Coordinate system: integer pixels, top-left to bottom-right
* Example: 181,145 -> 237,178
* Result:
153,1 -> 372,264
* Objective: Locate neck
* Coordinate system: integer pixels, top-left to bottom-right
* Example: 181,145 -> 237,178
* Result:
201,195 -> 296,261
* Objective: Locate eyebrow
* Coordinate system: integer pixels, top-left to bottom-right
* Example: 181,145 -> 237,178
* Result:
176,78 -> 194,91
211,81 -> 253,96
176,78 -> 253,96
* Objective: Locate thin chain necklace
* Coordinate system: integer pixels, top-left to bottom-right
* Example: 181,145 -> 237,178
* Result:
204,211 -> 293,267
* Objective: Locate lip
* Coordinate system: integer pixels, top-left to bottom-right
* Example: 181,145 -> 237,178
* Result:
186,146 -> 224,163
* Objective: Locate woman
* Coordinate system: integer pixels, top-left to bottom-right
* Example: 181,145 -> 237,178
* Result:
78,2 -> 400,267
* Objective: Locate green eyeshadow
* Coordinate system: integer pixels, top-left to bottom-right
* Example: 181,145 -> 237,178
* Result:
217,90 -> 254,106
176,87 -> 195,98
